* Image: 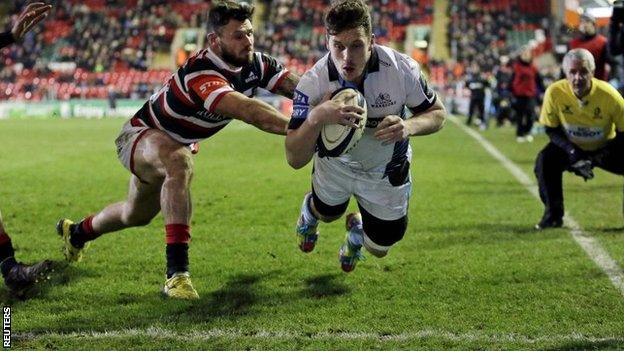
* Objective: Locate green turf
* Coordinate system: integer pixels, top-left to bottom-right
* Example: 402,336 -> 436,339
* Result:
0,117 -> 623,350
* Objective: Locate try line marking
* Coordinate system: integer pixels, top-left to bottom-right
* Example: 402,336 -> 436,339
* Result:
450,116 -> 624,297
15,327 -> 624,344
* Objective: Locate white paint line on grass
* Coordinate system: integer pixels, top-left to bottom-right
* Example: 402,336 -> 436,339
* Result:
450,116 -> 624,297
15,327 -> 624,344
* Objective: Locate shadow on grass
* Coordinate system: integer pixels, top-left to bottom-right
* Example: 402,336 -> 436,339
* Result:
197,273 -> 261,317
540,339 -> 624,351
301,274 -> 350,299
17,269 -> 350,334
187,271 -> 289,321
592,226 -> 624,234
423,222 -> 541,234
410,222 -> 579,253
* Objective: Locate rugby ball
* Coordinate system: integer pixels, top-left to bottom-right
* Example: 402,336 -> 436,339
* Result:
317,88 -> 367,157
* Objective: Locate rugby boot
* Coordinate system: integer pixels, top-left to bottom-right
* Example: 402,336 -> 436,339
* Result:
56,219 -> 89,262
4,260 -> 53,296
339,213 -> 365,272
163,272 -> 199,299
296,192 -> 318,253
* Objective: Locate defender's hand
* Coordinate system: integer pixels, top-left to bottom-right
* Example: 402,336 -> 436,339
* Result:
11,3 -> 52,42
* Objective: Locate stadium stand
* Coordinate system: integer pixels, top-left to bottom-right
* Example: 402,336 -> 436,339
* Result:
1,0 -> 208,101
254,0 -> 433,75
0,0 -> 435,101
0,0 -> 615,106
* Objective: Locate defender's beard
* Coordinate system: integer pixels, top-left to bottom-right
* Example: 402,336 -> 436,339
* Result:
221,46 -> 253,67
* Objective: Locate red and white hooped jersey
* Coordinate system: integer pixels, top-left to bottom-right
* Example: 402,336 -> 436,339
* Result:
132,47 -> 289,144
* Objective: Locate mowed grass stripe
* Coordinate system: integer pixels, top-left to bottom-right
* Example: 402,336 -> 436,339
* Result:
2,118 -> 624,350
15,326 -> 624,344
450,115 -> 624,297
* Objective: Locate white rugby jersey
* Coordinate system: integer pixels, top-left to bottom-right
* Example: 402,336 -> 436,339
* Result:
288,44 -> 437,173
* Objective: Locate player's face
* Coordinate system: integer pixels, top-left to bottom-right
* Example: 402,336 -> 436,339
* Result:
565,58 -> 593,98
579,19 -> 596,36
217,19 -> 254,67
328,27 -> 373,83
520,50 -> 532,62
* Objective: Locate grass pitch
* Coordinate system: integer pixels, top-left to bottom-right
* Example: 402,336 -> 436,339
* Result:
1,117 -> 623,350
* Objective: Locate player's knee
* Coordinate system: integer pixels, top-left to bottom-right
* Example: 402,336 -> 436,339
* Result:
310,192 -> 348,223
318,214 -> 341,223
361,212 -> 408,257
128,216 -> 153,227
122,210 -> 154,227
164,149 -> 194,180
364,241 -> 389,258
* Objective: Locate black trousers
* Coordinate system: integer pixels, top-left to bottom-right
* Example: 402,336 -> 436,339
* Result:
513,96 -> 536,137
534,142 -> 624,222
496,103 -> 513,126
467,97 -> 485,126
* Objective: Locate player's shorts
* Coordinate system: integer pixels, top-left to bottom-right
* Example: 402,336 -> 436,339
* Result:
312,155 -> 411,221
114,117 -> 152,179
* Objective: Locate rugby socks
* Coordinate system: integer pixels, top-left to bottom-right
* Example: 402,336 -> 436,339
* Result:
0,231 -> 16,277
165,224 -> 190,278
301,193 -> 318,226
69,215 -> 100,248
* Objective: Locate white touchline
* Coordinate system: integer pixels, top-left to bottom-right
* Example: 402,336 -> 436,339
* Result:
14,327 -> 624,344
450,116 -> 624,297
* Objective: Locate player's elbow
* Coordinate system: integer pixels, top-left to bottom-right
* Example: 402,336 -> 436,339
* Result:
285,138 -> 311,169
423,107 -> 446,133
285,149 -> 307,169
286,156 -> 306,169
435,112 -> 447,131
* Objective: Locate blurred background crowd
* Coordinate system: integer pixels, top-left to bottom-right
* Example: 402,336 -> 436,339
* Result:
0,0 -> 621,141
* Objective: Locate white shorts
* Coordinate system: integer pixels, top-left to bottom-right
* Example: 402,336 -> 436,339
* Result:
114,118 -> 152,178
312,156 -> 411,221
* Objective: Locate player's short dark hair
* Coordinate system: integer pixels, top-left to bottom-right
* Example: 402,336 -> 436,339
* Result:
324,0 -> 372,37
208,0 -> 254,33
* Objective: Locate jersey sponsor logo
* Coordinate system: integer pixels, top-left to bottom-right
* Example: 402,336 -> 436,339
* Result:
196,109 -> 229,122
371,92 -> 396,108
593,107 -> 602,119
198,80 -> 228,95
564,125 -> 605,140
562,104 -> 573,114
365,118 -> 384,128
379,59 -> 391,67
245,71 -> 259,83
293,89 -> 309,105
292,105 -> 309,119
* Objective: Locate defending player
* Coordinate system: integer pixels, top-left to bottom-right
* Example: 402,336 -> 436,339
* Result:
57,0 -> 299,299
285,0 -> 446,272
0,2 -> 53,296
534,48 -> 624,229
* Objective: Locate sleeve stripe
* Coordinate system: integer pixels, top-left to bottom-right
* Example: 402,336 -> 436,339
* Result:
288,116 -> 306,130
205,89 -> 235,112
256,52 -> 265,79
408,93 -> 437,114
184,70 -> 228,87
266,70 -> 290,92
269,71 -> 290,93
